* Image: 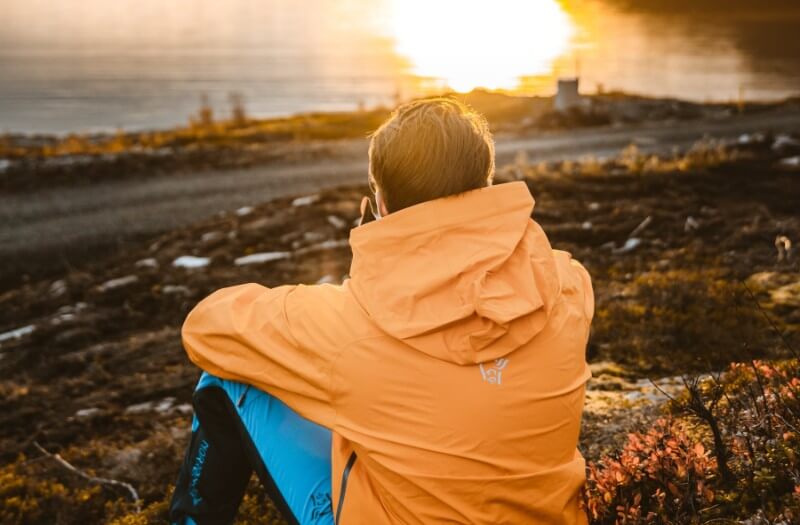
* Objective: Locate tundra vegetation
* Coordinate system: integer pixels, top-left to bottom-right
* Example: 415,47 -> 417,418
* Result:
1,132 -> 799,524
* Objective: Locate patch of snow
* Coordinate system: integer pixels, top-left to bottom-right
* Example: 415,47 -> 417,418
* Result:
0,324 -> 36,345
234,251 -> 291,266
135,257 -> 158,269
173,403 -> 193,415
0,325 -> 36,348
581,221 -> 593,230
292,194 -> 320,207
772,134 -> 800,151
125,397 -> 179,415
97,275 -> 139,292
201,231 -> 224,244
57,302 -> 88,316
316,275 -> 336,285
780,156 -> 800,167
173,255 -> 210,269
155,397 -> 176,413
613,237 -> 642,255
588,202 -> 601,211
0,159 -> 11,173
51,312 -> 77,325
75,408 -> 101,418
124,401 -> 154,414
738,132 -> 765,145
162,285 -> 191,295
327,215 -> 347,229
235,206 -> 254,216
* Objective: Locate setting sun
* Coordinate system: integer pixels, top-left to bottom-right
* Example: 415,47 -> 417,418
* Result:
387,0 -> 575,92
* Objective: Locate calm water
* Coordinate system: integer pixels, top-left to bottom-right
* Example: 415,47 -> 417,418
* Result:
1,0 -> 799,134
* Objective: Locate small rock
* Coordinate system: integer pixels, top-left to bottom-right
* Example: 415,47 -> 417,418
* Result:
107,447 -> 143,479
50,312 -> 77,325
581,221 -> 592,230
49,279 -> 67,297
327,215 -> 347,229
775,235 -> 792,262
162,285 -> 192,296
779,156 -> 800,168
280,230 -> 305,244
684,216 -> 700,232
241,217 -> 280,232
588,202 -> 601,211
235,206 -> 254,216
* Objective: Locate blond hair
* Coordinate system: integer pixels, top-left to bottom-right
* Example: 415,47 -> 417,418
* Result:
368,97 -> 495,212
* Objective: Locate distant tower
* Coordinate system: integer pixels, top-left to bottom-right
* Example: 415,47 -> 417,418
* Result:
555,78 -> 581,112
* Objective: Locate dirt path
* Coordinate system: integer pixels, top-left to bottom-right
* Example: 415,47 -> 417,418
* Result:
2,108 -> 799,288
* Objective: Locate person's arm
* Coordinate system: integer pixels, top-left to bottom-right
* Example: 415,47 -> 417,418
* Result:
571,258 -> 595,323
181,283 -> 339,428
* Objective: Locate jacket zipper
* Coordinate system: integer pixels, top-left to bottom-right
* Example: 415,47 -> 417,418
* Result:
335,451 -> 358,524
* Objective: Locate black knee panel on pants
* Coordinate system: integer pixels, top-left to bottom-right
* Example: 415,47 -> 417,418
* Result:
168,386 -> 301,525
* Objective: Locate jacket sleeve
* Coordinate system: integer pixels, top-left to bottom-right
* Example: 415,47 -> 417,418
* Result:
182,283 -> 338,429
571,259 -> 595,324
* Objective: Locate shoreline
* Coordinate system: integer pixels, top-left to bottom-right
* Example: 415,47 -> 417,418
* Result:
2,107 -> 800,292
3,89 -> 798,192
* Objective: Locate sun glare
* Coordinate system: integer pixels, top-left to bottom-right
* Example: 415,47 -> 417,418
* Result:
388,0 -> 575,92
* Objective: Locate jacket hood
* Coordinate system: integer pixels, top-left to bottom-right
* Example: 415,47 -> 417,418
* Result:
348,181 -> 562,365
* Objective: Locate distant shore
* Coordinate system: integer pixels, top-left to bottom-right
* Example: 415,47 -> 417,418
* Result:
2,89 -> 797,193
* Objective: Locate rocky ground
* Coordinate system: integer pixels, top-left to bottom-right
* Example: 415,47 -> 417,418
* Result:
0,134 -> 798,523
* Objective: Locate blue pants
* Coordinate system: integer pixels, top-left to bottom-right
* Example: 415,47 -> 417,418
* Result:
169,373 -> 334,525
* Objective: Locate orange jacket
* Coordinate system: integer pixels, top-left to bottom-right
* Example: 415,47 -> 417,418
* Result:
183,181 -> 594,524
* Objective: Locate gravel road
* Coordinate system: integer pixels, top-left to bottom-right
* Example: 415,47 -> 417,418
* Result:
2,109 -> 799,288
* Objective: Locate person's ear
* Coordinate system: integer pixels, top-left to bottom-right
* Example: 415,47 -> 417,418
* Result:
375,190 -> 390,218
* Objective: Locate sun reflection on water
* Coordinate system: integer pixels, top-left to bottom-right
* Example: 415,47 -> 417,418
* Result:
386,0 -> 575,93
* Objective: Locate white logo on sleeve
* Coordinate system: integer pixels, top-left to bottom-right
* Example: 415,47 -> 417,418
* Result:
479,358 -> 510,385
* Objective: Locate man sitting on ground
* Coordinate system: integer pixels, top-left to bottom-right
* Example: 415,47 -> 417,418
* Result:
169,98 -> 594,525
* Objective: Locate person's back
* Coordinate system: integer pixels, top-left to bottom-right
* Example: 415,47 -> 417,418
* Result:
171,98 -> 593,524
